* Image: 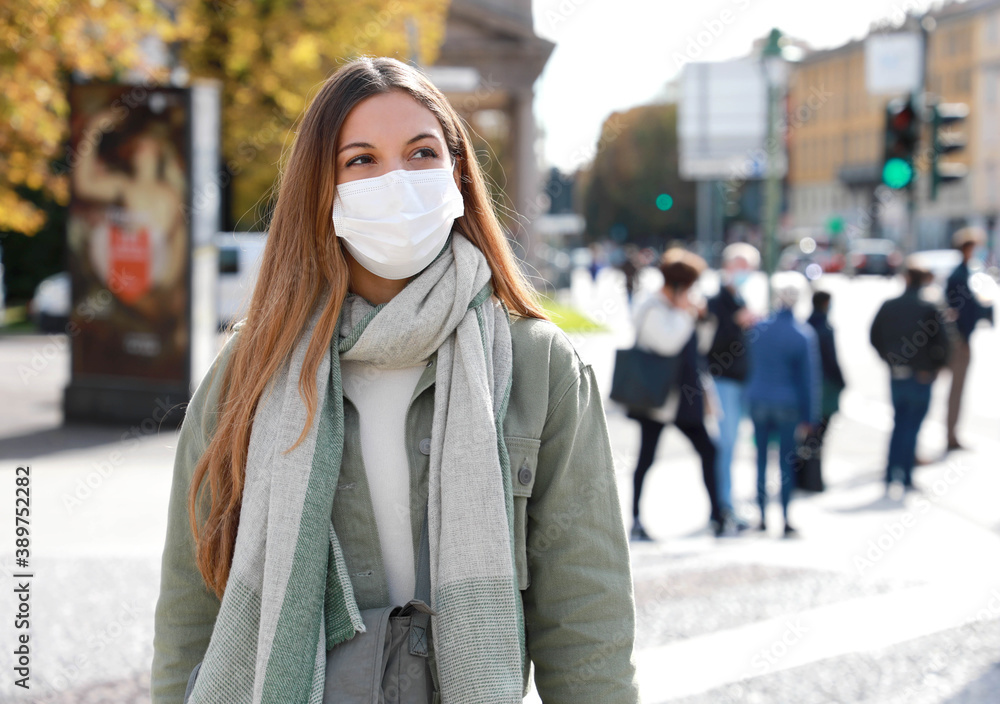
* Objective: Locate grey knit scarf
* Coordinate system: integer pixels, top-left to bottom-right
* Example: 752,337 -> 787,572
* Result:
187,233 -> 524,703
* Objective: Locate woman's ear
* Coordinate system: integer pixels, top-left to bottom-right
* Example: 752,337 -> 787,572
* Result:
452,155 -> 463,191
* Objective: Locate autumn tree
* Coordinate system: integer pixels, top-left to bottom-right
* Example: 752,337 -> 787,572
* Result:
580,103 -> 696,245
1,0 -> 450,238
175,0 -> 449,229
0,0 -> 174,236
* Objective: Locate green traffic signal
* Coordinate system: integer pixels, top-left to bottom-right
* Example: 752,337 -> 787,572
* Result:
882,97 -> 918,191
882,158 -> 914,189
656,193 -> 673,211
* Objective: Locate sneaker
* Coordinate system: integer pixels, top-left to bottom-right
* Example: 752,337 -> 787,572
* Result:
714,515 -> 741,538
783,522 -> 798,538
630,519 -> 653,542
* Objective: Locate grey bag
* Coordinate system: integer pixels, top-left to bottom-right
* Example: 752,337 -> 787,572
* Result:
323,598 -> 436,703
184,512 -> 437,703
323,511 -> 437,703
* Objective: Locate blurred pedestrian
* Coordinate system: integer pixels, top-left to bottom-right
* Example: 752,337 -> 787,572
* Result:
588,242 -> 603,281
629,248 -> 725,541
794,291 -> 846,492
620,245 -> 640,304
706,242 -> 760,529
870,263 -> 951,491
945,227 -> 994,451
746,272 -> 820,536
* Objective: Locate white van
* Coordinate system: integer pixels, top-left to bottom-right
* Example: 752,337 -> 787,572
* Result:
215,232 -> 267,328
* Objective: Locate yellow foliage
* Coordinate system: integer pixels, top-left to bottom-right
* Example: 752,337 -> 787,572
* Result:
1,0 -> 171,234
179,0 -> 451,227
2,0 -> 451,235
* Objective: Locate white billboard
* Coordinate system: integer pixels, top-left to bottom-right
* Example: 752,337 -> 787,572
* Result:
865,33 -> 923,96
678,59 -> 776,181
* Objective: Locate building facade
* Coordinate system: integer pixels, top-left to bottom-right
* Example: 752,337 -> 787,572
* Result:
432,0 -> 554,262
786,0 -> 1000,251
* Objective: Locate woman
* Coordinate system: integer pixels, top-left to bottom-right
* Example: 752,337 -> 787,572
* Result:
150,57 -> 638,704
629,248 -> 725,541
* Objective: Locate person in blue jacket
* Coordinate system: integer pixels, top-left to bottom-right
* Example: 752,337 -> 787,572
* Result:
746,272 -> 820,537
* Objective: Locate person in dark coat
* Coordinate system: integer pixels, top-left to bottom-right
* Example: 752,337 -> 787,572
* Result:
794,290 -> 846,492
746,272 -> 820,537
870,263 -> 951,491
620,245 -> 640,305
944,227 -> 993,451
706,243 -> 760,528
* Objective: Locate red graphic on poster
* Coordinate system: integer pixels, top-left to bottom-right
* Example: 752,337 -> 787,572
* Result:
108,224 -> 152,304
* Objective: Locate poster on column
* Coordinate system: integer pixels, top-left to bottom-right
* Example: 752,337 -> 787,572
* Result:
65,84 -> 191,390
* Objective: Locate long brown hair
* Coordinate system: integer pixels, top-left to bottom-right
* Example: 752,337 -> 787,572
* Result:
189,57 -> 548,598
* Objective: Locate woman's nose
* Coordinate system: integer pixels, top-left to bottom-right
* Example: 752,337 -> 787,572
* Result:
379,157 -> 408,176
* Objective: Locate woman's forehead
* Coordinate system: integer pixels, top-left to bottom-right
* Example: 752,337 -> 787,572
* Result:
339,91 -> 443,147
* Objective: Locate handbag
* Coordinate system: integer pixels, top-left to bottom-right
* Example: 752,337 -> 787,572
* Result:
323,510 -> 437,703
184,512 -> 437,704
610,301 -> 683,410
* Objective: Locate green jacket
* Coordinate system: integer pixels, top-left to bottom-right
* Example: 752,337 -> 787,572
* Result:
151,314 -> 640,703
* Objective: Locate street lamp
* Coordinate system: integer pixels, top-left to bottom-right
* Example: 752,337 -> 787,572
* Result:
761,28 -> 789,307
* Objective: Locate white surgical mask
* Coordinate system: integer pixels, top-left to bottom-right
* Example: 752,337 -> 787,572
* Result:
332,166 -> 464,280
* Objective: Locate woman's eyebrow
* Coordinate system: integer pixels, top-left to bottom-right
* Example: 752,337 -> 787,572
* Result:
337,140 -> 375,154
406,132 -> 440,145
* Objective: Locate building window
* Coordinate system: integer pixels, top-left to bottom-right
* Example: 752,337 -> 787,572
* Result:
956,69 -> 972,95
986,69 -> 997,107
988,163 -> 998,206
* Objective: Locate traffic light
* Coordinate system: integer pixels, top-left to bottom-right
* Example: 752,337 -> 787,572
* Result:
882,97 -> 919,190
930,102 -> 969,201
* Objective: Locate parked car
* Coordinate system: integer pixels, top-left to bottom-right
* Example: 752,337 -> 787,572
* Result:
846,238 -> 903,276
778,237 -> 844,280
908,248 -> 998,310
29,272 -> 71,333
216,232 -> 267,328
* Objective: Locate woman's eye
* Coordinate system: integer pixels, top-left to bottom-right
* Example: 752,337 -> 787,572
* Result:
345,154 -> 374,167
412,147 -> 438,160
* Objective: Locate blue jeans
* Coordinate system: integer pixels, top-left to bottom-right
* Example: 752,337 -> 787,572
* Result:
750,403 -> 799,520
713,378 -> 746,513
887,377 -> 933,486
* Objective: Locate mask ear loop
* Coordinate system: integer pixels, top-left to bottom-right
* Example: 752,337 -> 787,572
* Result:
449,155 -> 464,191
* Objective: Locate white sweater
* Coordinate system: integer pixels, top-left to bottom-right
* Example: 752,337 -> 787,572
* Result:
632,291 -> 696,424
341,359 -> 426,606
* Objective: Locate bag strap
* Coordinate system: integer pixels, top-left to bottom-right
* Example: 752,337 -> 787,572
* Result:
415,507 -> 431,604
409,507 -> 432,658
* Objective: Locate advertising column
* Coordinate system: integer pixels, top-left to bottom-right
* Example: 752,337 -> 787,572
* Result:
63,82 -> 220,426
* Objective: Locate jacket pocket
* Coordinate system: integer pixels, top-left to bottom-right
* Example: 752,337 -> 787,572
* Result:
505,436 -> 539,590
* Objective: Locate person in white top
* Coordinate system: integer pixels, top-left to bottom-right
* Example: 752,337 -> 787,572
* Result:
628,248 -> 726,541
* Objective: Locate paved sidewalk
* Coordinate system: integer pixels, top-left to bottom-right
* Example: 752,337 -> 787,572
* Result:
2,269 -> 999,702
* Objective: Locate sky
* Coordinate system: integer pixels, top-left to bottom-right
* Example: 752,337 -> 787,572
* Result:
531,0 -> 939,172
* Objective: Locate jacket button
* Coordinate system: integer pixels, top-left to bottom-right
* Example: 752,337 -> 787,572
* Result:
419,438 -> 431,455
518,464 -> 533,486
